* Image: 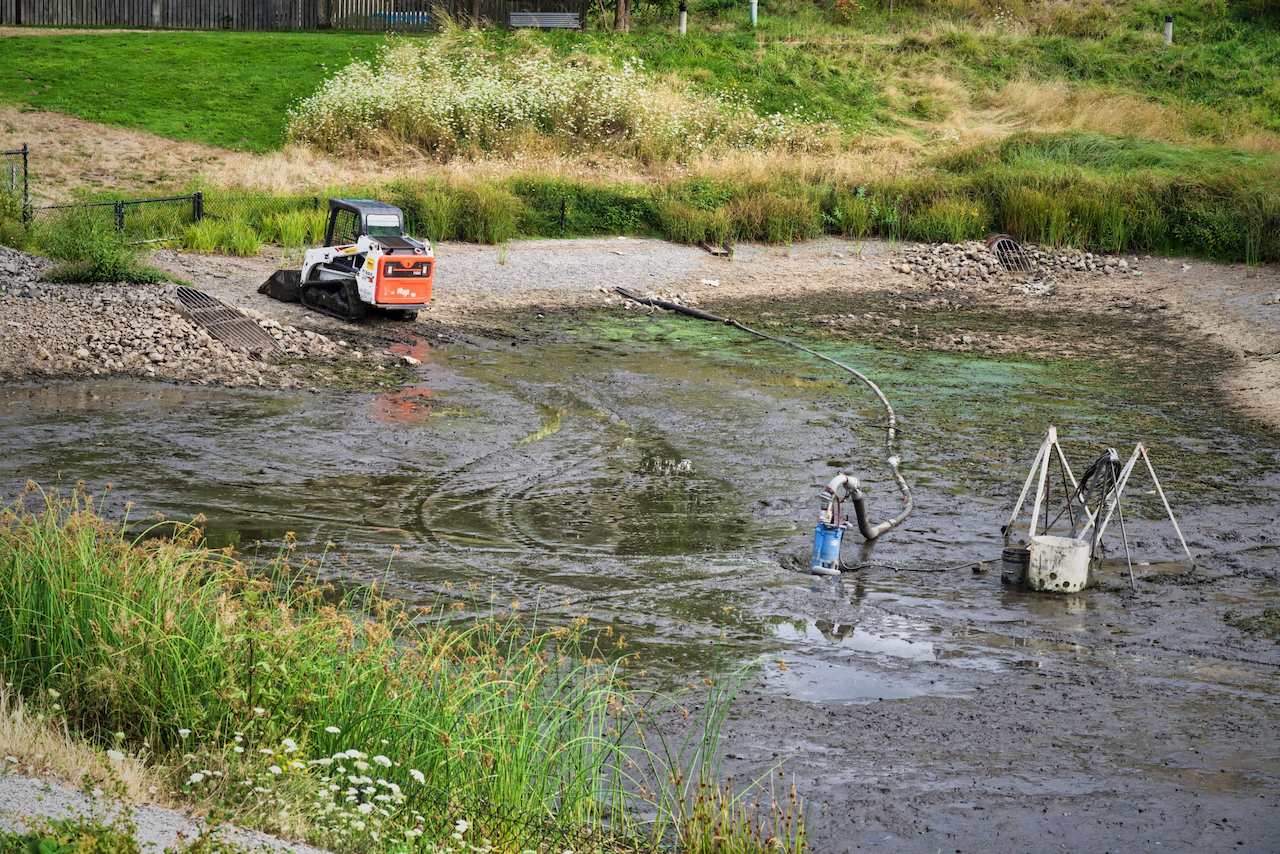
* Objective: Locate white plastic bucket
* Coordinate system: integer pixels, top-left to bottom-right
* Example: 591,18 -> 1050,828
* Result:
1025,535 -> 1091,593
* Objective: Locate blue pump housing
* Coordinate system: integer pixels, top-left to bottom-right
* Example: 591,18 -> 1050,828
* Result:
811,522 -> 845,573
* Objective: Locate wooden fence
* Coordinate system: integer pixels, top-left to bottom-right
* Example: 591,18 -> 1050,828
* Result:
0,0 -> 586,29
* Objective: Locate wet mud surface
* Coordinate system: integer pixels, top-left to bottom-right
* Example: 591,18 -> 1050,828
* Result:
2,298 -> 1278,852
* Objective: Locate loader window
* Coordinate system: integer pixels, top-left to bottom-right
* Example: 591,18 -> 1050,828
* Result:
330,209 -> 359,246
366,213 -> 402,237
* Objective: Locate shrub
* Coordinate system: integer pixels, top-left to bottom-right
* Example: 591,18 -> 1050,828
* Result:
287,38 -> 825,163
0,217 -> 31,251
41,208 -> 170,285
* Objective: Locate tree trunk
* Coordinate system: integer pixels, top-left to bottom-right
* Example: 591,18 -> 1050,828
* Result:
472,0 -> 481,26
614,0 -> 628,31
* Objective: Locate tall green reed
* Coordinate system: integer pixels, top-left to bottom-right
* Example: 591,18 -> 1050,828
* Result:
0,486 -> 806,854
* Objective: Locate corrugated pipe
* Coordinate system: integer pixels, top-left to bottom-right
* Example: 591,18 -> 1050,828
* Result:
614,287 -> 914,539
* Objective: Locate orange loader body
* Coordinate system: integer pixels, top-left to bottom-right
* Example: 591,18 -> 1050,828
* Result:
373,256 -> 434,306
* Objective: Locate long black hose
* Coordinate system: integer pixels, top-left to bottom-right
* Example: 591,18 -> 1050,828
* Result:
614,287 -> 913,538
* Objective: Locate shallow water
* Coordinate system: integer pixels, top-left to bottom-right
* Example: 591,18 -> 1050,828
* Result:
8,308 -> 1280,851
3,312 -> 1277,701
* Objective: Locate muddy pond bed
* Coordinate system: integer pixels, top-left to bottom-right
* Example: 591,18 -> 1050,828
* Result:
3,301 -> 1278,852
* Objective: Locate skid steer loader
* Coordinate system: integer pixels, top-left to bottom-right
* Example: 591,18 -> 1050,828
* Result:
259,198 -> 433,323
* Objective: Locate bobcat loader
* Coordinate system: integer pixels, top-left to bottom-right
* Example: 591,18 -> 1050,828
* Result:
259,198 -> 433,322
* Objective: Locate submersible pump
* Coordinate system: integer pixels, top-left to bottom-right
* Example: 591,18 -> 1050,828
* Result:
811,472 -> 860,576
811,468 -> 913,575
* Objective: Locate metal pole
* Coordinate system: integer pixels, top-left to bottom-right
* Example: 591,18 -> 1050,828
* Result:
1140,446 -> 1196,568
20,142 -> 29,223
1164,13 -> 1172,45
678,0 -> 686,35
1116,496 -> 1136,591
114,201 -> 125,234
193,190 -> 203,223
750,0 -> 757,26
1004,429 -> 1051,544
559,195 -> 566,233
1028,426 -> 1056,541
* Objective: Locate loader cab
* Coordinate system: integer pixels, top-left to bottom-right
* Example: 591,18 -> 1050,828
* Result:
324,198 -> 405,247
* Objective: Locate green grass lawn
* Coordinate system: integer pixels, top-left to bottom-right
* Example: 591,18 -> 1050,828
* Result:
0,30 -> 390,151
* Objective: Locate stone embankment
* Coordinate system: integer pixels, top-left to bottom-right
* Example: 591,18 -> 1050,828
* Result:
0,246 -> 408,388
886,240 -> 1147,295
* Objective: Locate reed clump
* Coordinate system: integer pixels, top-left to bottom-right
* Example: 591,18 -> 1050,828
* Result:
0,486 -> 806,854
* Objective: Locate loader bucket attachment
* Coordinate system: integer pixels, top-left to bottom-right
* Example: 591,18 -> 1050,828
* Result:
259,269 -> 302,303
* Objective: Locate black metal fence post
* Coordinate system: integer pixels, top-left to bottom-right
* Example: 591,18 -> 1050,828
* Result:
193,190 -> 204,223
114,201 -> 125,234
560,195 -> 566,233
20,142 -> 28,221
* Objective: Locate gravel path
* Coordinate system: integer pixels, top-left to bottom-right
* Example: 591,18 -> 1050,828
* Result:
432,236 -> 709,298
0,772 -> 328,854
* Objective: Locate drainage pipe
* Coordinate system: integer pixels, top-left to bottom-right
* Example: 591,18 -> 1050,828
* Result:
614,287 -> 913,538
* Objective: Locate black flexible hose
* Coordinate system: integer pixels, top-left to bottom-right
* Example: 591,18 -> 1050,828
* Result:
614,286 -> 914,538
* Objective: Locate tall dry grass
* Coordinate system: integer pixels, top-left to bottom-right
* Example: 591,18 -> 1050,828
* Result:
0,685 -> 167,805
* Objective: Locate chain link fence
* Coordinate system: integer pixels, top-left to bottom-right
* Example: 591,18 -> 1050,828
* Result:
0,145 -> 29,222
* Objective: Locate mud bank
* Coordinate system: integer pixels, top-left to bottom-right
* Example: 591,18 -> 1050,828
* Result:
2,237 -> 1278,852
3,297 -> 1278,852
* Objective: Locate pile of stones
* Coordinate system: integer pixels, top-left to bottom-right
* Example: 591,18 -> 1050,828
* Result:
886,240 -> 1144,294
0,245 -> 391,387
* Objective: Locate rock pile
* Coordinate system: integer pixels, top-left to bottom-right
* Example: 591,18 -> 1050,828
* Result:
0,247 -> 398,387
885,240 -> 1145,294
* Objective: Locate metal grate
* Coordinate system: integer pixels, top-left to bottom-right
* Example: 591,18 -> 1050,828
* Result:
510,11 -> 580,26
172,286 -> 283,363
986,234 -> 1035,273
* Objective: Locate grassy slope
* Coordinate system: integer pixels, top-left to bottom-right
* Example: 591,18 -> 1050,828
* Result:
0,1 -> 1276,150
0,31 -> 386,151
0,2 -> 1277,260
